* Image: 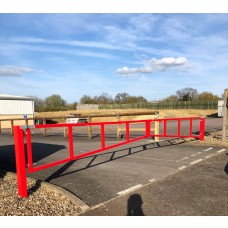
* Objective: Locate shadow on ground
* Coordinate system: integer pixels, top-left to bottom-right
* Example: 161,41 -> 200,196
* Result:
0,143 -> 66,172
127,194 -> 144,216
206,112 -> 218,118
43,138 -> 192,183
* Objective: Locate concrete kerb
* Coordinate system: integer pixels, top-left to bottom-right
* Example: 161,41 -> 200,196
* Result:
0,169 -> 90,213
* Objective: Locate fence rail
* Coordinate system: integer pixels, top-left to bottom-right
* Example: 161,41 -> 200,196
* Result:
0,111 -> 159,138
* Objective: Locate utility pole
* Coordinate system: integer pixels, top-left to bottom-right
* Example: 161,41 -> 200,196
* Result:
222,89 -> 228,142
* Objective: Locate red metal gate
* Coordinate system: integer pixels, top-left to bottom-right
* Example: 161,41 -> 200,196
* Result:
14,117 -> 205,198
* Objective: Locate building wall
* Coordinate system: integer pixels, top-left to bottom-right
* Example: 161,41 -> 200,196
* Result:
0,115 -> 34,128
0,100 -> 34,115
0,99 -> 34,129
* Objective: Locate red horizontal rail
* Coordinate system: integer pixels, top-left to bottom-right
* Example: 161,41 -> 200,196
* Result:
34,116 -> 202,129
29,135 -> 146,173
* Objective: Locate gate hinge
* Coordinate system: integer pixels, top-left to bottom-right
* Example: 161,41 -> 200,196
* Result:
20,125 -> 35,134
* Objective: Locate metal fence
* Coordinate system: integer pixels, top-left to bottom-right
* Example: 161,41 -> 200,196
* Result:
99,100 -> 218,110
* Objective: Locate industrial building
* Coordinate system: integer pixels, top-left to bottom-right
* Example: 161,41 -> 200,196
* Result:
0,94 -> 34,129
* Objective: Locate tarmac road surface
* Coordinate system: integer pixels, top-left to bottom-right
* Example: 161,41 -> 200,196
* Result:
0,117 -> 227,213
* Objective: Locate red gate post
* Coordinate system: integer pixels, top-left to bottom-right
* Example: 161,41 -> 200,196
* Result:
68,126 -> 74,158
14,126 -> 28,198
200,118 -> 205,141
101,123 -> 105,149
177,119 -> 181,137
189,118 -> 193,137
145,120 -> 151,137
126,122 -> 130,141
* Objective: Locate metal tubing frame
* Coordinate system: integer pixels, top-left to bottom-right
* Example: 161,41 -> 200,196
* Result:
14,126 -> 28,198
14,116 -> 205,198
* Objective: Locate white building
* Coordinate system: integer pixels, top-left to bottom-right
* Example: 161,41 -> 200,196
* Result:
218,100 -> 224,117
0,94 -> 34,128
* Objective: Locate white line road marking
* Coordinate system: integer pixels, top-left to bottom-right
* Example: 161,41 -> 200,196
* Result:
217,149 -> 226,153
205,154 -> 214,159
176,157 -> 189,162
190,159 -> 203,165
191,152 -> 203,157
117,184 -> 143,195
149,179 -> 156,183
131,156 -> 174,162
178,166 -> 187,170
204,148 -> 213,152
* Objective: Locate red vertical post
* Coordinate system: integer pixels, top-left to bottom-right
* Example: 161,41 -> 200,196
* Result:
14,126 -> 28,198
126,122 -> 130,141
26,129 -> 34,173
68,126 -> 74,158
164,120 -> 167,137
177,119 -> 181,137
101,124 -> 105,149
200,118 -> 205,141
146,120 -> 150,137
189,119 -> 193,137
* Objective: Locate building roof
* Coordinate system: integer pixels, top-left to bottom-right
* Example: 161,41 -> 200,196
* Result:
0,94 -> 34,101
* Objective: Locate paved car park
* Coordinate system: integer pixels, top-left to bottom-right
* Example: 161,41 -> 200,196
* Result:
0,117 -> 227,211
81,151 -> 228,216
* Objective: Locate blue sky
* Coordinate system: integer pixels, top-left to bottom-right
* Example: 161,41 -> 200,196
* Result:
0,14 -> 228,103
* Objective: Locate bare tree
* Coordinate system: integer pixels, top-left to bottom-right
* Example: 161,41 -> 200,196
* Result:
27,95 -> 45,111
176,87 -> 198,101
80,95 -> 94,104
94,92 -> 113,104
115,92 -> 130,103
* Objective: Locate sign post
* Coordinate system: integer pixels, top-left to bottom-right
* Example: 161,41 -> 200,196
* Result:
222,89 -> 228,142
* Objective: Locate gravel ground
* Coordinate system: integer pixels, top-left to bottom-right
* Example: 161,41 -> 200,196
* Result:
175,130 -> 228,147
1,129 -> 227,216
0,172 -> 82,216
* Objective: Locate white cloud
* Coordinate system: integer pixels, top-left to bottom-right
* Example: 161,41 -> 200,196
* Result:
0,43 -> 116,60
129,14 -> 157,33
12,37 -> 120,51
0,66 -> 34,76
116,66 -> 152,75
116,57 -> 188,75
149,57 -> 188,71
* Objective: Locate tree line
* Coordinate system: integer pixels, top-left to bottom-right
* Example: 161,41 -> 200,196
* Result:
80,92 -> 147,104
30,87 -> 221,112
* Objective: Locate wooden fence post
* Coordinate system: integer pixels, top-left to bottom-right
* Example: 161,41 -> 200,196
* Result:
117,114 -> 121,139
43,118 -> 47,136
10,120 -> 14,135
154,112 -> 159,142
222,89 -> 228,142
64,117 -> 68,138
154,121 -> 159,142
